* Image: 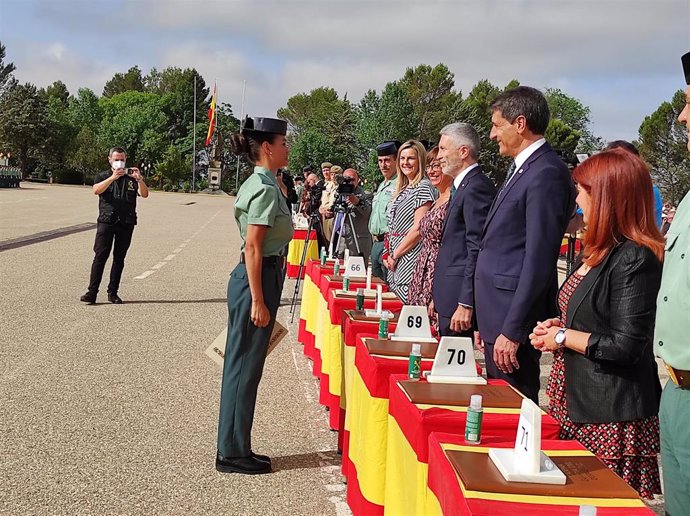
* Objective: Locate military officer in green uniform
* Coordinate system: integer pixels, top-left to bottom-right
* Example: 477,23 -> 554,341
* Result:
656,51 -> 690,515
216,116 -> 293,475
369,141 -> 399,281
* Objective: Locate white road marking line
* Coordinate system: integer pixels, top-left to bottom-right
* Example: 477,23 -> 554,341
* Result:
151,262 -> 167,270
134,270 -> 155,280
164,254 -> 176,261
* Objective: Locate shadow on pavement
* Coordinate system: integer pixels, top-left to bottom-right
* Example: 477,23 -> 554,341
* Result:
272,450 -> 340,472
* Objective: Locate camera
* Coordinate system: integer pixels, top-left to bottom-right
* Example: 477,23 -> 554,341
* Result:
336,175 -> 355,196
125,168 -> 135,176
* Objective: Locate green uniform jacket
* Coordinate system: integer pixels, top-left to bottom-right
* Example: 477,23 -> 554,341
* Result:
368,175 -> 397,236
655,191 -> 690,369
234,166 -> 294,255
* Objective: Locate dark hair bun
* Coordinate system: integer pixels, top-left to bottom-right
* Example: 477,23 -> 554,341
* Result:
229,133 -> 249,156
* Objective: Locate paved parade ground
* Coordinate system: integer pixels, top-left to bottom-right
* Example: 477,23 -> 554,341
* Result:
0,184 -> 665,515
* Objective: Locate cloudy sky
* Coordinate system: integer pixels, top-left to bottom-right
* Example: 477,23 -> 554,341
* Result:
3,0 -> 689,142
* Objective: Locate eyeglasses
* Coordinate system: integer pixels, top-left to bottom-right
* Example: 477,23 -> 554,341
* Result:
426,162 -> 442,171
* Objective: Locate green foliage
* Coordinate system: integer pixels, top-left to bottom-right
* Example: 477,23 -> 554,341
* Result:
0,83 -> 51,177
638,89 -> 690,204
544,88 -> 602,153
452,79 -> 512,184
102,65 -> 145,98
398,63 -> 461,141
98,91 -> 167,164
154,144 -> 187,187
0,41 -> 17,95
545,118 -> 582,154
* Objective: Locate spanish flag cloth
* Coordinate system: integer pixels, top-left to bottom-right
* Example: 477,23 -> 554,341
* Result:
205,82 -> 217,146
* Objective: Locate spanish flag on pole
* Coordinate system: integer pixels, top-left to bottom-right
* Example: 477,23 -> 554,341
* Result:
205,82 -> 217,146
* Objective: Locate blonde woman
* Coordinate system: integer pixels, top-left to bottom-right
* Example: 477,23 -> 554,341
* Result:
383,140 -> 438,302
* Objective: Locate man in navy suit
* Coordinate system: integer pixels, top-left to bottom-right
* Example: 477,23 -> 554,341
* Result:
432,123 -> 495,337
474,86 -> 575,403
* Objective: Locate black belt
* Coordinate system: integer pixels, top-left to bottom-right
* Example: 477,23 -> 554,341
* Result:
239,253 -> 285,268
373,234 -> 387,242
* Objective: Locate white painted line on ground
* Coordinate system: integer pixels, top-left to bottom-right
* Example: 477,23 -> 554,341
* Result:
164,254 -> 176,261
134,270 -> 155,280
151,262 -> 167,270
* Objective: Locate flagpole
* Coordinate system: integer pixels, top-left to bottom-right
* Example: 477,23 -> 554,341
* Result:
235,80 -> 246,192
192,75 -> 197,192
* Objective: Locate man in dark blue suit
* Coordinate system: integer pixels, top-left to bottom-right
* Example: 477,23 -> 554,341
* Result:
432,123 -> 495,337
474,86 -> 575,403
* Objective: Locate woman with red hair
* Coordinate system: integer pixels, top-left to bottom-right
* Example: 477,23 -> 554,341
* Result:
530,149 -> 664,498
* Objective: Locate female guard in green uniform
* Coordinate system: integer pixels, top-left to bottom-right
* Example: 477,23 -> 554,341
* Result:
216,116 -> 293,475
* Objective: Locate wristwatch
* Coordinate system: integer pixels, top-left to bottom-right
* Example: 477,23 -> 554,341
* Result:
554,328 -> 567,348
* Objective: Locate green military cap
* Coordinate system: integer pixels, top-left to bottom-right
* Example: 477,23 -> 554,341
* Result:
242,116 -> 287,135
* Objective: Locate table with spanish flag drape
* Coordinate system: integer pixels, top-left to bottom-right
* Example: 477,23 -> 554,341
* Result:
345,341 -> 437,516
424,433 -> 655,515
286,229 -> 319,278
383,375 -> 561,516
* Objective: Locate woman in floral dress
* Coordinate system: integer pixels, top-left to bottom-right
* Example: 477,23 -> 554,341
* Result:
530,149 -> 665,498
407,147 -> 452,333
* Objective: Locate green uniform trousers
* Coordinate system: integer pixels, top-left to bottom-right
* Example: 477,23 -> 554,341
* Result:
217,261 -> 284,458
370,240 -> 387,282
660,381 -> 690,516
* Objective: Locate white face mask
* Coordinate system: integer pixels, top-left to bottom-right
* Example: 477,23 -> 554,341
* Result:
112,160 -> 126,170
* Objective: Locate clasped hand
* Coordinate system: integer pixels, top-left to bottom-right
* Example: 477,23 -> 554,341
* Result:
529,318 -> 563,352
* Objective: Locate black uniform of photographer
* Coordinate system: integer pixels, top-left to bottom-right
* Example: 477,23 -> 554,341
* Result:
80,147 -> 149,304
332,168 -> 373,260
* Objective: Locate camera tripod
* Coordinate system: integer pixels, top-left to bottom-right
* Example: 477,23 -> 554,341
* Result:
327,199 -> 362,259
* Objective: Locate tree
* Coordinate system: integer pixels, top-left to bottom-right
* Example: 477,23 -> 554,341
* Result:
0,42 -> 17,96
453,79 -> 513,184
354,82 -> 418,185
154,144 -> 187,187
152,67 -> 210,142
98,91 -> 167,165
279,87 -> 358,176
638,89 -> 690,204
102,66 -> 146,98
544,88 -> 602,153
545,118 -> 581,155
398,63 -> 461,141
67,88 -> 102,131
0,83 -> 51,177
278,87 -> 343,136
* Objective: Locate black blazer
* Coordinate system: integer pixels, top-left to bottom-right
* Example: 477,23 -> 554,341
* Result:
432,166 -> 495,317
562,240 -> 662,424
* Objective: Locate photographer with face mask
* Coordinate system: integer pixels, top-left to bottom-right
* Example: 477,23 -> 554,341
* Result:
80,147 -> 149,305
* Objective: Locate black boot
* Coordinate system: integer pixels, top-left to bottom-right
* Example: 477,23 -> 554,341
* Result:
108,293 -> 123,304
215,452 -> 271,474
80,292 -> 97,304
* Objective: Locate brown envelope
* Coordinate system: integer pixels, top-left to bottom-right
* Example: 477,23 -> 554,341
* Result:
447,449 -> 640,499
399,381 -> 524,408
365,338 -> 438,358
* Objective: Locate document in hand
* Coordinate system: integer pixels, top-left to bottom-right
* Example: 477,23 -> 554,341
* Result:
205,322 -> 289,367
